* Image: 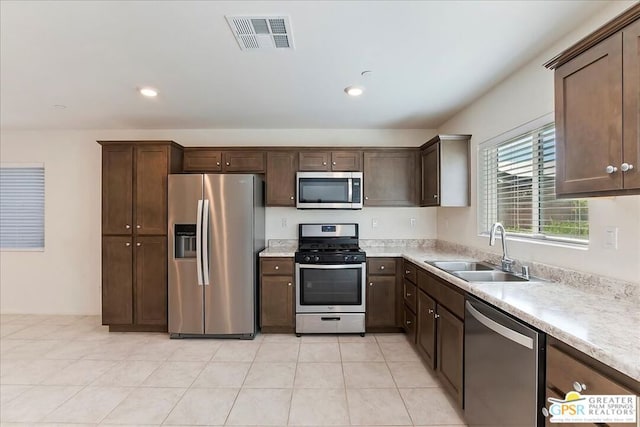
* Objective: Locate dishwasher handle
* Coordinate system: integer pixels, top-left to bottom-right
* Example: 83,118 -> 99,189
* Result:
466,301 -> 534,349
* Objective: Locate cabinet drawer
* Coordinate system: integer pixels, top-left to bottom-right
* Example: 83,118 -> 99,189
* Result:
438,282 -> 464,319
368,258 -> 397,275
404,305 -> 416,344
183,150 -> 222,172
223,151 -> 266,172
403,261 -> 417,284
547,345 -> 633,397
261,258 -> 294,276
403,280 -> 417,313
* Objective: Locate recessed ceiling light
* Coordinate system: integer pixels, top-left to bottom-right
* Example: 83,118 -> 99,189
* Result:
139,87 -> 158,97
344,86 -> 364,97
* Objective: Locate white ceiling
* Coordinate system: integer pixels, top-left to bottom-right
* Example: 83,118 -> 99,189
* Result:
0,1 -> 611,130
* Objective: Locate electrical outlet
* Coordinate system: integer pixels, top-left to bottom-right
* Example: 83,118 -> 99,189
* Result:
604,226 -> 618,249
371,218 -> 378,228
281,218 -> 287,228
410,218 -> 416,228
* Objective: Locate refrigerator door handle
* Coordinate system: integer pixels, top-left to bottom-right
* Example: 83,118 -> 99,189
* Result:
202,199 -> 210,285
196,199 -> 204,286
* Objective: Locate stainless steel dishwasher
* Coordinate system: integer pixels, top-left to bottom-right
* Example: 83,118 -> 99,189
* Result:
464,296 -> 546,427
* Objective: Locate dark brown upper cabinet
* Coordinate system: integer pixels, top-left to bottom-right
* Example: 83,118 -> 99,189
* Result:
299,150 -> 362,171
183,149 -> 265,173
102,145 -> 134,235
266,151 -> 298,206
363,150 -> 418,206
420,135 -> 470,207
545,5 -> 640,197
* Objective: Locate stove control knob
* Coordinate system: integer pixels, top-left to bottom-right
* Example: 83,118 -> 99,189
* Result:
344,256 -> 350,261
314,256 -> 320,262
304,256 -> 311,263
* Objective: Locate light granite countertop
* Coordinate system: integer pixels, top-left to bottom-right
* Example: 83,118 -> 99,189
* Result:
259,244 -> 640,381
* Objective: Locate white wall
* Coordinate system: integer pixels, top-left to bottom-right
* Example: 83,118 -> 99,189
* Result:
437,1 -> 640,284
0,128 -> 435,315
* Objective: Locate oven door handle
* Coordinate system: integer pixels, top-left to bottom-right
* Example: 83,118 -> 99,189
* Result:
297,264 -> 363,270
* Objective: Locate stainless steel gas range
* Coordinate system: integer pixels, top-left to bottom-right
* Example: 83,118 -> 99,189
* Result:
294,223 -> 366,336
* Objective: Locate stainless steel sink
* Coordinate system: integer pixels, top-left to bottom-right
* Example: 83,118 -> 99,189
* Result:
453,270 -> 529,282
428,261 -> 494,272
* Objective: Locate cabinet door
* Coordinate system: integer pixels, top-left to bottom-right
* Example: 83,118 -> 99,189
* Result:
363,151 -> 417,206
102,145 -> 133,235
623,19 -> 640,190
266,152 -> 297,206
366,275 -> 396,329
421,143 -> 440,206
135,146 -> 168,235
135,236 -> 167,326
437,305 -> 464,407
555,33 -> 623,195
331,151 -> 362,171
102,236 -> 133,325
260,275 -> 295,331
223,151 -> 266,172
299,151 -> 331,171
417,291 -> 436,369
183,150 -> 222,172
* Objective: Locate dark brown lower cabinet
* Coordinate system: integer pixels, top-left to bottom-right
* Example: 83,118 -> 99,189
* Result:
260,275 -> 295,333
135,236 -> 167,326
102,236 -> 168,330
366,275 -> 397,329
102,236 -> 133,325
436,305 -> 464,407
417,290 -> 436,369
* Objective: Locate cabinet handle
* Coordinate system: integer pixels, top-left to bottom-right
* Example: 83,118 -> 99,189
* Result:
541,407 -> 550,418
125,242 -> 131,247
369,282 -> 373,286
380,265 -> 385,270
216,162 -> 221,166
322,162 -> 327,166
274,265 -> 279,270
125,224 -> 131,229
136,242 -> 142,247
136,225 -> 141,229
428,309 -> 434,314
606,165 -> 618,174
332,161 -> 336,165
288,282 -> 292,287
406,320 -> 412,325
405,270 -> 411,274
226,162 -> 230,166
621,162 -> 634,172
434,313 -> 440,319
290,196 -> 294,200
572,381 -> 587,392
433,194 -> 438,199
406,293 -> 412,297
365,196 -> 369,200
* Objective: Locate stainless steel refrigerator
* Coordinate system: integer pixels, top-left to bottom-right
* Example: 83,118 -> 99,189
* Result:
168,174 -> 264,339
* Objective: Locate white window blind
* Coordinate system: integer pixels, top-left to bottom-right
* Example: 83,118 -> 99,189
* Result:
479,123 -> 588,244
0,165 -> 45,250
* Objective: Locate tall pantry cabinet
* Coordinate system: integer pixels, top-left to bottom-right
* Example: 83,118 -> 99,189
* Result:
99,141 -> 183,332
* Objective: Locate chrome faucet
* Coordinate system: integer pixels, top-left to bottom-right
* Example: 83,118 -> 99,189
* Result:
489,222 -> 515,273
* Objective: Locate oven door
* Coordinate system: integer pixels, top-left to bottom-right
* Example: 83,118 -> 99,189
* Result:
296,263 -> 366,313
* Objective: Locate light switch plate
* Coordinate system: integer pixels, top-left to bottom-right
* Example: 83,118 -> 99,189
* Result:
371,218 -> 378,228
604,226 -> 618,249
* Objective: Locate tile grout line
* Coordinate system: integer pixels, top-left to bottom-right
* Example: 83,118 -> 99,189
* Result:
378,334 -> 417,426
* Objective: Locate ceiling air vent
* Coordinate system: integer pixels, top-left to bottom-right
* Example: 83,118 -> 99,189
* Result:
226,16 -> 294,50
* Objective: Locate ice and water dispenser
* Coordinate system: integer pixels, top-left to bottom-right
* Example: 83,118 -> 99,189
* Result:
174,224 -> 196,259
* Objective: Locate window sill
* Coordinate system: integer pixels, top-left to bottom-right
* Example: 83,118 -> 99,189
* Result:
477,233 -> 588,251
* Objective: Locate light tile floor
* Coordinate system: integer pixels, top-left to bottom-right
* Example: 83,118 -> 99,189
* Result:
0,314 -> 467,426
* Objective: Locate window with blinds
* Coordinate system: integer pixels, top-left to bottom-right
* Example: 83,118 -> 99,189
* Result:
479,123 -> 588,244
0,165 -> 45,250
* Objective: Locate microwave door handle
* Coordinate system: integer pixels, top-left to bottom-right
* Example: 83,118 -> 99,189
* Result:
201,199 -> 210,285
196,199 -> 204,286
348,178 -> 353,203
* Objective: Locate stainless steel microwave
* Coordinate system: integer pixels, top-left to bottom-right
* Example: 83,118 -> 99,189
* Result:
296,172 -> 363,209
